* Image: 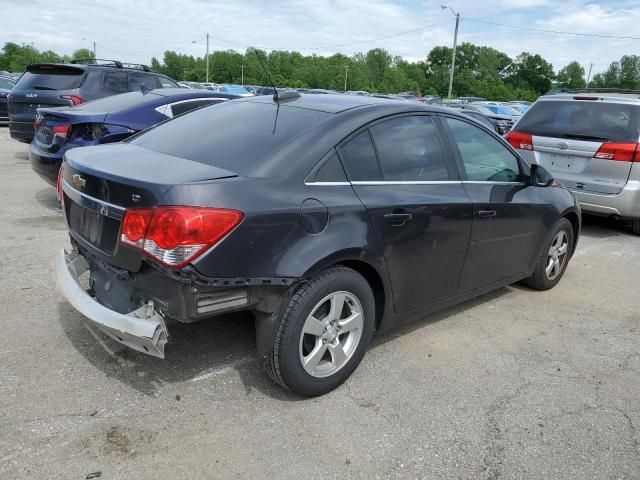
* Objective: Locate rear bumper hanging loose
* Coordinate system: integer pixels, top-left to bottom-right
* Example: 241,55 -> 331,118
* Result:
54,248 -> 169,358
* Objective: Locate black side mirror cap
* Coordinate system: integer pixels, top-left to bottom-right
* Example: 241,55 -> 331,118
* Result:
529,163 -> 555,187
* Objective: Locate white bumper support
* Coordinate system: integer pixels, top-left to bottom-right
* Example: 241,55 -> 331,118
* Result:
54,248 -> 169,358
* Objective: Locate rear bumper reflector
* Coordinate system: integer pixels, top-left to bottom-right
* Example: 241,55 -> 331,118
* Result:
54,248 -> 169,358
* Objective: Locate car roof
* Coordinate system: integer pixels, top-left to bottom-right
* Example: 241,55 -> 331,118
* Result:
26,62 -> 164,74
241,93 -> 419,114
540,92 -> 640,104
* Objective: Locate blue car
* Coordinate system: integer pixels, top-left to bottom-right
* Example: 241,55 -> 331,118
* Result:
0,75 -> 16,125
30,88 -> 239,185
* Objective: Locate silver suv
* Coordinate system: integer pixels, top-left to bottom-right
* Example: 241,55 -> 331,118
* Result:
507,90 -> 640,235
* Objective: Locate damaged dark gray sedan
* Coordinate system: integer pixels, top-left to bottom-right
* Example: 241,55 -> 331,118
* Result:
55,93 -> 580,396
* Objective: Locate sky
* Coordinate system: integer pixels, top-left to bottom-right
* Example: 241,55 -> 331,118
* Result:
2,0 -> 639,76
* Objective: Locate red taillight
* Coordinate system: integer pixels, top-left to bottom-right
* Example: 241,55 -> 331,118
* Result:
56,166 -> 64,205
60,95 -> 85,106
52,124 -> 70,140
505,131 -> 534,151
593,143 -> 640,162
120,207 -> 244,268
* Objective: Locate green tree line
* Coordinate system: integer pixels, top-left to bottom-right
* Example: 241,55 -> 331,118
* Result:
2,41 -> 639,101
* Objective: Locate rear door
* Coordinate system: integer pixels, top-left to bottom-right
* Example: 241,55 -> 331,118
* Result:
8,65 -> 86,124
339,114 -> 472,313
513,99 -> 640,194
442,116 -> 547,291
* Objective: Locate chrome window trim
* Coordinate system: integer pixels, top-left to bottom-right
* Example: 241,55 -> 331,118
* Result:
304,180 -> 527,186
351,180 -> 462,185
304,181 -> 351,186
62,180 -> 125,220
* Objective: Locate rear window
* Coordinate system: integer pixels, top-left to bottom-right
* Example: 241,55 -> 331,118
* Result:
73,91 -> 161,111
15,66 -> 84,91
129,101 -> 330,175
516,100 -> 640,143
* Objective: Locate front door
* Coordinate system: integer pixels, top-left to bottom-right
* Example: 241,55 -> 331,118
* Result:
338,115 -> 473,313
441,116 -> 547,292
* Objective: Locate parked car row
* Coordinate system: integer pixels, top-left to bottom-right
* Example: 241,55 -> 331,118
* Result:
0,74 -> 16,125
7,59 -> 180,143
30,88 -> 240,184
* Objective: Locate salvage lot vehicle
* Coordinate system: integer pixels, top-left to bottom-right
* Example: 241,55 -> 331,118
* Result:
506,89 -> 640,235
0,74 -> 16,125
55,93 -> 580,396
8,60 -> 179,143
30,88 -> 239,185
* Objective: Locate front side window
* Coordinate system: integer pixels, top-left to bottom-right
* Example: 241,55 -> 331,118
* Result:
445,117 -> 522,182
339,131 -> 381,181
370,115 -> 449,181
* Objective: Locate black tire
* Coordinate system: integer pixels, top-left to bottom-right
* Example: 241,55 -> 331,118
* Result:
632,219 -> 640,236
522,218 -> 574,291
263,266 -> 375,396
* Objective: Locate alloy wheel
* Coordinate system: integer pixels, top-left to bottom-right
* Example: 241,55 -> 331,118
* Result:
546,230 -> 569,280
299,291 -> 364,378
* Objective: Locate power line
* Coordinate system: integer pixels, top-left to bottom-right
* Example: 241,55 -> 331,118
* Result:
213,18 -> 453,52
464,17 -> 640,41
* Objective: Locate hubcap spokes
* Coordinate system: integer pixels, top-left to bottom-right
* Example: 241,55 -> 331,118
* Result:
299,291 -> 364,378
546,230 -> 569,280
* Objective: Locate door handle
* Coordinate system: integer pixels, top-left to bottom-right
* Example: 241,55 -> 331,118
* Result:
384,213 -> 413,226
478,210 -> 497,219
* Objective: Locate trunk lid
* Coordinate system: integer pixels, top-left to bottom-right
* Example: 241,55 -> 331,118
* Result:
62,144 -> 238,271
515,98 -> 640,194
34,107 -> 108,151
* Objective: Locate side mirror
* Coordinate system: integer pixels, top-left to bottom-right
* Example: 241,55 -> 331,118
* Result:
529,163 -> 555,187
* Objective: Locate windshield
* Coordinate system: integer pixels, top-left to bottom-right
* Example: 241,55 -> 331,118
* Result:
516,100 -> 640,143
129,100 -> 331,175
15,66 -> 84,90
482,104 -> 521,116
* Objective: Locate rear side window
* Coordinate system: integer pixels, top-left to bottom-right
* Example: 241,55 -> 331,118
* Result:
158,76 -> 178,88
15,66 -> 84,90
102,72 -> 128,93
516,100 -> 640,143
339,131 -> 381,181
130,101 -> 330,175
312,153 -> 347,182
370,115 -> 448,181
445,118 -> 522,182
129,73 -> 158,91
0,77 -> 14,90
170,99 -> 223,117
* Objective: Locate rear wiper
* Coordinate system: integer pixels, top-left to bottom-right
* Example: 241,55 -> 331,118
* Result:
562,133 -> 610,142
31,85 -> 56,90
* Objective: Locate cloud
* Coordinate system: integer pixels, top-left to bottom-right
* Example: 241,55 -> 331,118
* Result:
0,0 -> 638,75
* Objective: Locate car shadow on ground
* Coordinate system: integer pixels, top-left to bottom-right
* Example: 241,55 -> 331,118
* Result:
14,149 -> 28,161
35,186 -> 61,211
57,285 -> 514,400
581,213 -> 637,238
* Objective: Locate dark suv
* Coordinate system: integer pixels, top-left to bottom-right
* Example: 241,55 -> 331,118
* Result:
8,60 -> 179,143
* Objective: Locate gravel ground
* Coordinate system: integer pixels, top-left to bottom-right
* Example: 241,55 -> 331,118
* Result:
0,128 -> 639,480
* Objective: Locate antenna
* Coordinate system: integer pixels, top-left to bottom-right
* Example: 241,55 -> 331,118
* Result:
250,47 -> 279,101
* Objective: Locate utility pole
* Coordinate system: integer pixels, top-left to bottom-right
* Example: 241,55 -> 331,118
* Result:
206,33 -> 210,83
344,65 -> 349,92
241,65 -> 245,85
441,5 -> 460,99
93,41 -> 96,60
586,62 -> 594,86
